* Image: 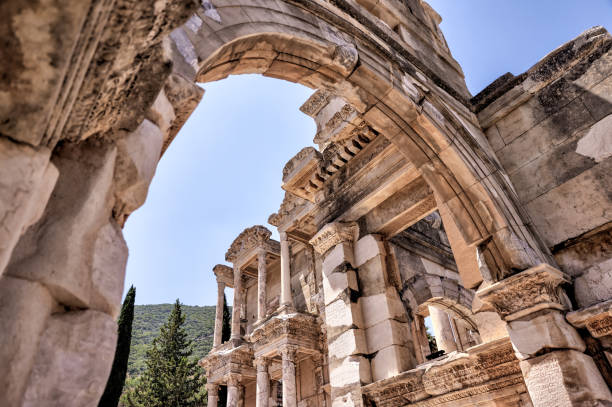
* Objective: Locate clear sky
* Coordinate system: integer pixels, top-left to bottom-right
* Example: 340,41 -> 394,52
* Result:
123,1 -> 612,306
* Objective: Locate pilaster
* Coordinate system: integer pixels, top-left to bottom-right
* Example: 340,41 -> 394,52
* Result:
477,264 -> 612,406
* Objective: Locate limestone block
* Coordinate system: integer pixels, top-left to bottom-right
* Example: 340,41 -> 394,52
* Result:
574,258 -> 612,308
147,89 -> 176,136
365,319 -> 410,353
328,329 -> 368,359
359,289 -> 407,329
7,140 -> 117,308
576,114 -> 612,163
114,119 -> 163,218
354,235 -> 385,267
329,355 -> 372,388
356,256 -> 387,297
507,311 -> 585,360
0,137 -> 57,275
581,73 -> 612,121
326,296 -> 364,330
323,268 -> 359,306
0,276 -> 54,407
472,311 -> 508,343
520,350 -> 612,406
322,242 -> 355,274
22,310 -> 117,407
90,220 -> 129,318
370,345 -> 414,382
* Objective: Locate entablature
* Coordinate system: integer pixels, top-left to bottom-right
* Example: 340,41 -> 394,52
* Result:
250,312 -> 322,358
225,225 -> 280,272
200,343 -> 256,384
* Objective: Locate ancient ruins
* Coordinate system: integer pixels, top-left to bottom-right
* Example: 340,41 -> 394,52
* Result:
1,0 -> 611,406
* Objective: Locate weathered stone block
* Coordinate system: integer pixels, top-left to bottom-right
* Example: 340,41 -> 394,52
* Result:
322,242 -> 355,273
0,138 -> 56,276
147,89 -> 176,136
507,311 -> 585,360
114,119 -> 163,219
22,310 -> 117,407
574,258 -> 612,308
520,350 -> 612,406
90,220 -> 129,318
323,268 -> 359,306
0,276 -> 54,407
329,355 -> 372,388
328,329 -> 368,359
365,319 -> 410,353
370,345 -> 414,382
575,113 -> 612,163
7,140 -> 117,308
359,289 -> 407,329
354,234 -> 385,267
326,296 -> 364,330
472,311 -> 508,343
357,256 -> 388,297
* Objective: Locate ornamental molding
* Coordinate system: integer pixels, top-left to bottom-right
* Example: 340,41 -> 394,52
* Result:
268,192 -> 310,228
362,339 -> 525,407
476,264 -> 571,321
567,299 -> 612,338
300,90 -> 330,117
250,313 -> 322,353
309,222 -> 359,255
225,225 -> 272,263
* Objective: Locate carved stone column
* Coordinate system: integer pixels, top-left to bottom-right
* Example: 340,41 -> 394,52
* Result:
279,232 -> 293,310
207,383 -> 219,407
428,306 -> 457,353
478,264 -> 612,406
255,357 -> 270,407
257,248 -> 267,322
281,346 -> 298,407
214,280 -> 225,348
226,374 -> 242,407
231,267 -> 242,342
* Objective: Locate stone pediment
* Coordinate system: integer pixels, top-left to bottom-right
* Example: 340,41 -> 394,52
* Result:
268,192 -> 312,229
225,225 -> 275,263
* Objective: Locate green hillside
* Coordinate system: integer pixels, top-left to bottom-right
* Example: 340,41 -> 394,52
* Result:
127,304 -> 217,376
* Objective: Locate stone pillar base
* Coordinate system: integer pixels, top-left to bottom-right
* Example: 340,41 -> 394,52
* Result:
520,349 -> 612,406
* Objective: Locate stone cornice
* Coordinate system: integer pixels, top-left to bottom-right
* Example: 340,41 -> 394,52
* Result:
213,264 -> 234,287
309,221 -> 359,255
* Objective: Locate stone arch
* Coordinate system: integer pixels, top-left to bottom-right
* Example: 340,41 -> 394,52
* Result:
161,0 -> 553,289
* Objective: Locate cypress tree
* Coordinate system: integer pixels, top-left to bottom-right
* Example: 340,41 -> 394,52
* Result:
217,295 -> 231,407
126,299 -> 205,407
99,285 -> 136,407
221,294 -> 231,343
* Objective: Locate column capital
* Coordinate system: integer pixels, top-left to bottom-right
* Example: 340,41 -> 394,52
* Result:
280,345 -> 298,362
254,356 -> 271,371
279,231 -> 288,241
309,221 -> 359,255
227,373 -> 242,386
476,263 -> 571,321
206,382 -> 219,392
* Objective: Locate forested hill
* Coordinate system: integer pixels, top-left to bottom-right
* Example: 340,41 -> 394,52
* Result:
128,304 -> 216,376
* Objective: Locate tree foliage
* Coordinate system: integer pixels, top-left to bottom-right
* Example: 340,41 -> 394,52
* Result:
125,300 -> 206,407
221,294 -> 231,343
99,286 -> 136,407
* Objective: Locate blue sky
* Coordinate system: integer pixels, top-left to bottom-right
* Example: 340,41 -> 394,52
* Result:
123,1 -> 612,306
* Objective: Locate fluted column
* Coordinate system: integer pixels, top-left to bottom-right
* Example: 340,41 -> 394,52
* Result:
255,357 -> 270,407
279,232 -> 293,310
428,306 -> 457,353
281,346 -> 297,407
207,383 -> 219,407
213,280 -> 225,348
231,267 -> 242,342
257,248 -> 267,322
226,375 -> 241,407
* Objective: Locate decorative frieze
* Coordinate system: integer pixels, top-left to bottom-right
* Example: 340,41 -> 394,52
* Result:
250,312 -> 322,355
567,299 -> 612,338
476,264 -> 571,321
310,222 -> 359,255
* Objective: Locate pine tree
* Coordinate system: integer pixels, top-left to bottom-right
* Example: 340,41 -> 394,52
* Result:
99,286 -> 136,407
126,299 -> 206,407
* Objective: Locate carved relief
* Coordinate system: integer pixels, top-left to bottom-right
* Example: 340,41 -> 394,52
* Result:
586,315 -> 612,338
477,264 -> 571,321
300,90 -> 331,117
309,222 -> 359,255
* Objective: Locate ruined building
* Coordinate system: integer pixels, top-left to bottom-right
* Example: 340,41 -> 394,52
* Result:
0,0 -> 611,406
